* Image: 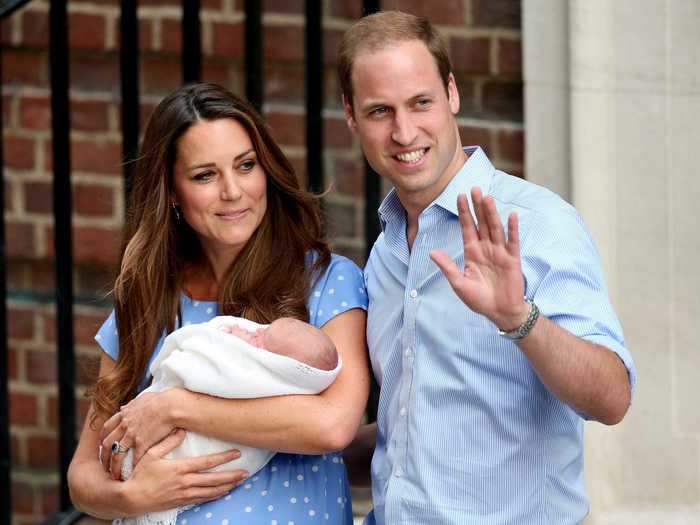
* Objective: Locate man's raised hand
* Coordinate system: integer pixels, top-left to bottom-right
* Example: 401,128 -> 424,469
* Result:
429,187 -> 528,332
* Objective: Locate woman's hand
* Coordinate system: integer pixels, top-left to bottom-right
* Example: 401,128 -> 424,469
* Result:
100,390 -> 181,479
121,429 -> 248,515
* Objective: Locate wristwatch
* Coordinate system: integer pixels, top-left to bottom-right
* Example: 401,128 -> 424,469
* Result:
498,297 -> 540,340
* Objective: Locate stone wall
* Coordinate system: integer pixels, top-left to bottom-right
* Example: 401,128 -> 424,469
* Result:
524,0 -> 700,521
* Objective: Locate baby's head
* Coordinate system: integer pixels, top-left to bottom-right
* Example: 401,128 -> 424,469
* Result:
219,317 -> 338,371
264,318 -> 338,371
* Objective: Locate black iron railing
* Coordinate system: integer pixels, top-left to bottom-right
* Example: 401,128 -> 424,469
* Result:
0,1 -> 383,523
362,0 -> 381,424
120,0 -> 140,195
48,0 -> 76,513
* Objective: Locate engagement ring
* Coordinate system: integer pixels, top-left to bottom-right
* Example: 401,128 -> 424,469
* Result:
111,440 -> 129,454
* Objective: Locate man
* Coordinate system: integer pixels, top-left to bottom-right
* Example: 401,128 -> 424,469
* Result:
340,11 -> 636,525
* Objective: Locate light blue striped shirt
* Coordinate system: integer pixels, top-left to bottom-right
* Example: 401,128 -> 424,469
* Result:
364,147 -> 636,525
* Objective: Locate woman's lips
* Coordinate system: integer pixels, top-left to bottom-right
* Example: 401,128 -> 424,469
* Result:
216,208 -> 249,220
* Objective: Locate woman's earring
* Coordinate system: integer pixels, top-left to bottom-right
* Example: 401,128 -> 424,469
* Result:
172,202 -> 181,222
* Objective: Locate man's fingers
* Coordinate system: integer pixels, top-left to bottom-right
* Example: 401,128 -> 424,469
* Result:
483,196 -> 505,245
183,448 -> 242,473
506,212 -> 520,256
429,250 -> 464,285
471,187 -> 491,242
457,193 -> 478,246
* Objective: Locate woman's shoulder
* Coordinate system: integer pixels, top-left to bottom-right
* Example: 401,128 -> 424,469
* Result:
310,252 -> 364,285
328,252 -> 363,271
307,252 -> 367,328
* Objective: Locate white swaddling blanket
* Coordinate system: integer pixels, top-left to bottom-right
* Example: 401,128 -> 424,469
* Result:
116,315 -> 341,525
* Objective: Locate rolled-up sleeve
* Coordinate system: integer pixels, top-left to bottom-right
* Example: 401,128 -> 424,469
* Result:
520,207 -> 637,396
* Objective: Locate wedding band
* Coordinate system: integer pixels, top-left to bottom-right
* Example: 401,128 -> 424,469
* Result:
111,440 -> 129,454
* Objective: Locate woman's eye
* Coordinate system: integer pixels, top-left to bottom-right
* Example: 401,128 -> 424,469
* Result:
193,171 -> 214,181
240,160 -> 256,171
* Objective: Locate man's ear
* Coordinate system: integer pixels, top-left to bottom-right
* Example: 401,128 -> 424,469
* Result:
447,73 -> 460,115
342,94 -> 358,133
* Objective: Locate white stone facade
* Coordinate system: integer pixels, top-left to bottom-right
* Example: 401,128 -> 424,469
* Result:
524,0 -> 700,522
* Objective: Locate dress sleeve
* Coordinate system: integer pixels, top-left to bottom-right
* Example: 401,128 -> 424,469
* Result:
94,309 -> 119,361
308,254 -> 368,328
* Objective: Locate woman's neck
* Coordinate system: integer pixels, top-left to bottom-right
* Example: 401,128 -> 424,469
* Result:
182,263 -> 220,301
200,244 -> 241,285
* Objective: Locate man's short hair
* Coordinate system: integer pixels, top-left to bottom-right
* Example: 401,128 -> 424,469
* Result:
338,10 -> 453,110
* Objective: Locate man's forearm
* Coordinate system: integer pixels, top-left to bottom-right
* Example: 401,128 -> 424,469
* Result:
516,315 -> 631,424
343,422 -> 376,487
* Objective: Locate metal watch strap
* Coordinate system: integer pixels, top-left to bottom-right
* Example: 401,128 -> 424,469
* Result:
498,297 -> 540,340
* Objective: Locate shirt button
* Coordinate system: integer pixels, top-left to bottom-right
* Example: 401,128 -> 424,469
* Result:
399,407 -> 407,416
409,289 -> 418,299
404,348 -> 412,357
395,468 -> 402,477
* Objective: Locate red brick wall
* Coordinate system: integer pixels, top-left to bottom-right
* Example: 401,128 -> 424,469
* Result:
1,0 -> 522,522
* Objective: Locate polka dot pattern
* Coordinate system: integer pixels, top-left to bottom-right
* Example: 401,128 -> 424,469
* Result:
94,253 -> 365,525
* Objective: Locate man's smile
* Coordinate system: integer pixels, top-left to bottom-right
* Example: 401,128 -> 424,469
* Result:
392,148 -> 430,169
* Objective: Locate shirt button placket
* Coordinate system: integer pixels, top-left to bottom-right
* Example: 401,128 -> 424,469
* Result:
395,286 -> 417,482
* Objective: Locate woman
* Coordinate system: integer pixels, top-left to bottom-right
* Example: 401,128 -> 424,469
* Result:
68,82 -> 369,524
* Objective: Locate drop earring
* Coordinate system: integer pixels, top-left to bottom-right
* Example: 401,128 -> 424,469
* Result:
172,202 -> 181,221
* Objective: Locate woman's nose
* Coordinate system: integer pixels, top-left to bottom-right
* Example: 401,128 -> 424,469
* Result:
220,174 -> 242,200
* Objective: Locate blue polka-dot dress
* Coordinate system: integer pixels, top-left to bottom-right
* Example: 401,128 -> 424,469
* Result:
95,254 -> 368,524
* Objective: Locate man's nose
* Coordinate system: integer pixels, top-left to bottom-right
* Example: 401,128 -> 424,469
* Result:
391,110 -> 418,145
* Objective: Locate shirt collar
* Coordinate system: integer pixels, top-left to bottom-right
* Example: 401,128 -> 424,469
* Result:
378,146 -> 495,231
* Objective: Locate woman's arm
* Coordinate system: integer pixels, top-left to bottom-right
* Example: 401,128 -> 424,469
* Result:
68,353 -> 248,518
105,308 -> 370,469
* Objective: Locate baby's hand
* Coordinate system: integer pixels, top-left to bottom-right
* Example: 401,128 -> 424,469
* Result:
219,324 -> 249,339
219,323 -> 265,348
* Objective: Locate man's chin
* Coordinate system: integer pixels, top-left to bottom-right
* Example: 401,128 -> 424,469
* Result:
394,177 -> 435,198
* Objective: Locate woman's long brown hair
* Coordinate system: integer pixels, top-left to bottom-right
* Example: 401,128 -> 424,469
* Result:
90,83 -> 330,423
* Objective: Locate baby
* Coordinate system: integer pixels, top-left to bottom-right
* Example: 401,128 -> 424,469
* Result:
218,317 -> 338,371
117,316 -> 342,525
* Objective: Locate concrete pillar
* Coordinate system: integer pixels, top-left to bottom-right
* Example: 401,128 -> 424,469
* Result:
524,0 -> 700,522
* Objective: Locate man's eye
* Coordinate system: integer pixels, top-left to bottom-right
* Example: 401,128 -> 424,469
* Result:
417,98 -> 432,107
370,107 -> 389,117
